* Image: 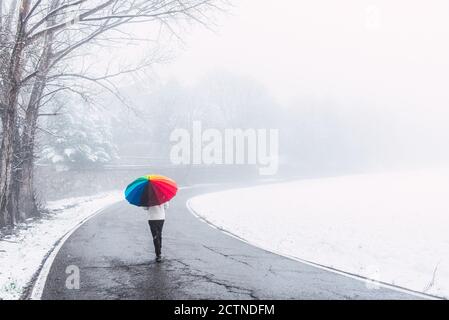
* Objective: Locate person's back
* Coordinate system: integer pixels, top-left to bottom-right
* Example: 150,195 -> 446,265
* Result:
146,203 -> 168,220
144,202 -> 169,262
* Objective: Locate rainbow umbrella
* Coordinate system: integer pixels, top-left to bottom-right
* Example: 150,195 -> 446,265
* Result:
125,175 -> 178,207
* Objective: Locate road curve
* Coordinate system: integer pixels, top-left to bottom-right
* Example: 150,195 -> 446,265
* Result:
39,182 -> 420,300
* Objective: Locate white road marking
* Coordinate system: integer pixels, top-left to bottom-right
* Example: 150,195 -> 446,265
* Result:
29,202 -> 120,300
186,198 -> 441,300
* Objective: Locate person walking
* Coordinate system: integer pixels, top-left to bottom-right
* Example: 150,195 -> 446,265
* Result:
143,202 -> 169,262
124,174 -> 177,263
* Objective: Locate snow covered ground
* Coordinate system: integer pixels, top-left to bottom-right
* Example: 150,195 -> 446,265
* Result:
189,169 -> 449,298
0,191 -> 122,300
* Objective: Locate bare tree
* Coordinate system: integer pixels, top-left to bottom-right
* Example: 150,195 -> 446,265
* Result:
0,0 -> 31,226
0,0 -> 226,228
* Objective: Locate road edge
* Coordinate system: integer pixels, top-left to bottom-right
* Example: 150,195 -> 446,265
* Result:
26,201 -> 121,300
186,197 -> 442,300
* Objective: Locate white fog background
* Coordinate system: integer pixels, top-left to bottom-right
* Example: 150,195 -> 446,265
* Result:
82,0 -> 449,173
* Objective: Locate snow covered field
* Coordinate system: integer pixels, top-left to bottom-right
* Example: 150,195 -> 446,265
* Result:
0,191 -> 122,300
189,170 -> 449,298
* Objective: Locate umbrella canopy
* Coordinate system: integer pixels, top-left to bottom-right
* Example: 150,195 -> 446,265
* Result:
125,174 -> 178,207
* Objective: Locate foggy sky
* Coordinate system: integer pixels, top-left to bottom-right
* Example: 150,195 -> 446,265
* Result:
155,0 -> 449,111
90,0 -> 449,171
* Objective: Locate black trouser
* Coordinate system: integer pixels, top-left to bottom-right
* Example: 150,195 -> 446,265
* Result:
148,220 -> 164,257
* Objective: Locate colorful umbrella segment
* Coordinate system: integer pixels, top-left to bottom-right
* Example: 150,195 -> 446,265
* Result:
125,175 -> 178,207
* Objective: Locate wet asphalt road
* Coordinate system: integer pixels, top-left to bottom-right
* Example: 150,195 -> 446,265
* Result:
40,183 -> 419,300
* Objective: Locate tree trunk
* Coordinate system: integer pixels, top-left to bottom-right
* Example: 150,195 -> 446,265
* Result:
18,155 -> 38,218
19,103 -> 40,218
0,102 -> 18,227
0,124 -> 11,227
0,0 -> 31,228
18,0 -> 59,220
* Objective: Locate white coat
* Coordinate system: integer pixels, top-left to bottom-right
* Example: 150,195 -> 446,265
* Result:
143,202 -> 169,220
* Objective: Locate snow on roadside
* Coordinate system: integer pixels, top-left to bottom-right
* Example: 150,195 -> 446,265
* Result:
189,169 -> 449,298
0,191 -> 122,300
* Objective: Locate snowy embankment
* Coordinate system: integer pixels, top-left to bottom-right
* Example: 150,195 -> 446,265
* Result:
0,191 -> 122,300
189,169 -> 449,298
